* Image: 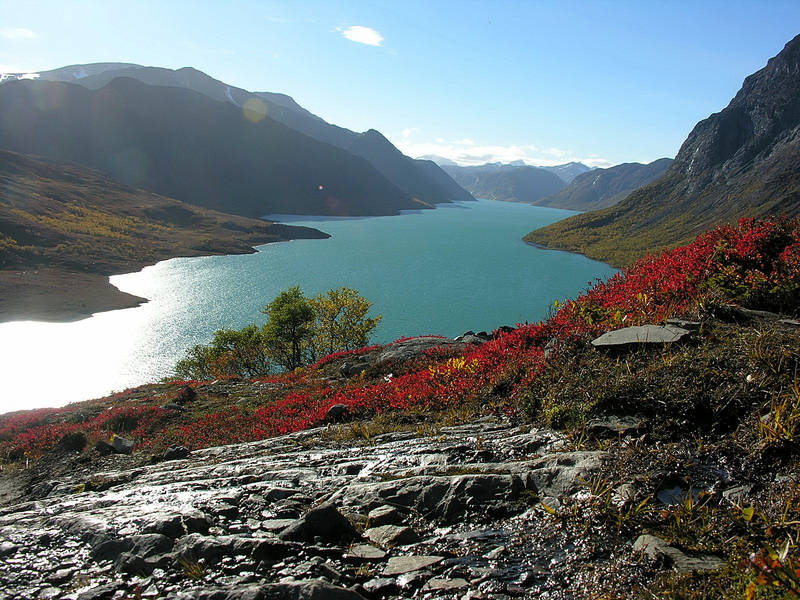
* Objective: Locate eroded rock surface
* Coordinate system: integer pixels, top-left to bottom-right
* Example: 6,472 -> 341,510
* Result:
0,420 -> 609,599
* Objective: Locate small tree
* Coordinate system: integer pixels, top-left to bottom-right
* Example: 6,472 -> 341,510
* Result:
262,286 -> 315,371
175,325 -> 271,379
310,287 -> 382,356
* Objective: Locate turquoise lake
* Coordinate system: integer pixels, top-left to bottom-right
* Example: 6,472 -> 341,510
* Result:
0,200 -> 616,413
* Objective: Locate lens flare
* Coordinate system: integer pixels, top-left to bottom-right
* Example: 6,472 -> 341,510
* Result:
243,97 -> 267,122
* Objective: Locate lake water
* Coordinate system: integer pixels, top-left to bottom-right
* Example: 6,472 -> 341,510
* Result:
0,200 -> 616,413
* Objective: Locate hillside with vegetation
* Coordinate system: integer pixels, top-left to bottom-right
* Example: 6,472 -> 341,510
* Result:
0,150 -> 327,322
1,215 -> 799,598
526,34 -> 800,267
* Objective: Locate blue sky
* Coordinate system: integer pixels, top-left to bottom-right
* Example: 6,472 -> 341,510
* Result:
1,1 -> 798,167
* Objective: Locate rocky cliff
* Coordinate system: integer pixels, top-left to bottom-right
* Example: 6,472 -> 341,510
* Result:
526,34 -> 800,266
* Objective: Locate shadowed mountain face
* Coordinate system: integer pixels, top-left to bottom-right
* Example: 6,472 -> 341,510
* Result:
441,163 -> 566,205
536,158 -> 673,211
0,78 -> 419,217
526,34 -> 800,266
5,63 -> 473,207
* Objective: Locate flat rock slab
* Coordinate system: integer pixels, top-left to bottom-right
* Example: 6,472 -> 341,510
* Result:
591,325 -> 690,347
423,578 -> 470,591
345,544 -> 387,562
633,534 -> 725,572
383,555 -> 444,576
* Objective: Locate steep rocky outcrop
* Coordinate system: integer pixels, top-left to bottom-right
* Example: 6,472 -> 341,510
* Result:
526,34 -> 800,266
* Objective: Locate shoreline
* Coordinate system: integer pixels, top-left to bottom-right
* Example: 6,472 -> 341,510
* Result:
0,227 -> 330,325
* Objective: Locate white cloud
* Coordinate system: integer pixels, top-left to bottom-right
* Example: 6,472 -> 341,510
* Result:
1,27 -> 37,41
392,137 -> 614,169
339,25 -> 383,46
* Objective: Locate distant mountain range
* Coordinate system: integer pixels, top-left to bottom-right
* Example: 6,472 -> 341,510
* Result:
0,150 -> 326,321
441,163 -> 567,204
0,64 -> 472,216
535,158 -> 673,211
540,162 -> 593,184
527,34 -> 800,266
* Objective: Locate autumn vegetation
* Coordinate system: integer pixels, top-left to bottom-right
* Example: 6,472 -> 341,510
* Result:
1,216 -> 800,597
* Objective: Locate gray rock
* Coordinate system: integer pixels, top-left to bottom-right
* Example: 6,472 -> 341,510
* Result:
261,519 -> 296,532
141,511 -> 209,538
378,336 -> 456,363
383,555 -> 444,576
424,578 -> 470,591
111,435 -> 135,455
130,533 -> 174,558
591,325 -> 690,347
0,541 -> 20,557
90,537 -> 135,562
279,504 -> 359,544
633,534 -> 725,572
77,583 -> 120,600
345,544 -> 387,562
364,525 -> 420,548
362,578 -> 399,596
524,451 -> 604,498
780,318 -> 800,326
162,445 -> 191,461
367,505 -> 402,527
162,403 -> 187,412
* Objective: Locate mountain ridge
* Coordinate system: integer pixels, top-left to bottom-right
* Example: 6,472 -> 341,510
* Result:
1,63 -> 473,208
526,33 -> 800,266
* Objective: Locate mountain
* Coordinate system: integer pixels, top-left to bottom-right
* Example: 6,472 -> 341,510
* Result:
526,34 -> 800,266
0,78 -> 421,217
540,162 -> 593,183
536,158 -> 673,211
1,63 -> 473,207
419,154 -> 458,167
442,163 -> 566,204
0,150 -> 327,321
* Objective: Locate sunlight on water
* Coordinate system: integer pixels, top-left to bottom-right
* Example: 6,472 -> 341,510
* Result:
0,200 -> 616,413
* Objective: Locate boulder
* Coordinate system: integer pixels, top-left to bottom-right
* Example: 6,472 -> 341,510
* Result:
367,505 -> 402,527
141,511 -> 209,538
176,385 -> 197,404
325,404 -> 350,423
111,435 -> 134,455
364,525 -> 420,548
162,445 -> 191,461
591,325 -> 689,347
587,416 -> 647,437
54,431 -> 87,453
279,504 -> 359,544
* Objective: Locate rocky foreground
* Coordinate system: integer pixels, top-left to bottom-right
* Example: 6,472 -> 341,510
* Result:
1,417 -> 611,599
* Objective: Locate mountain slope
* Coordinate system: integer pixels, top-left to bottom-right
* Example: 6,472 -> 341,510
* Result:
0,78 -> 419,217
540,161 -> 593,183
8,63 -> 473,206
0,150 -> 328,321
526,34 -> 800,266
442,163 -> 566,204
537,158 -> 672,211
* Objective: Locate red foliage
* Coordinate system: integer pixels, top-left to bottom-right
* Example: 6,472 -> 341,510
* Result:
3,216 -> 799,458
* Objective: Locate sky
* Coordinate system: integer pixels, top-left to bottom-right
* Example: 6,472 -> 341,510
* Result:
2,1 -> 799,168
